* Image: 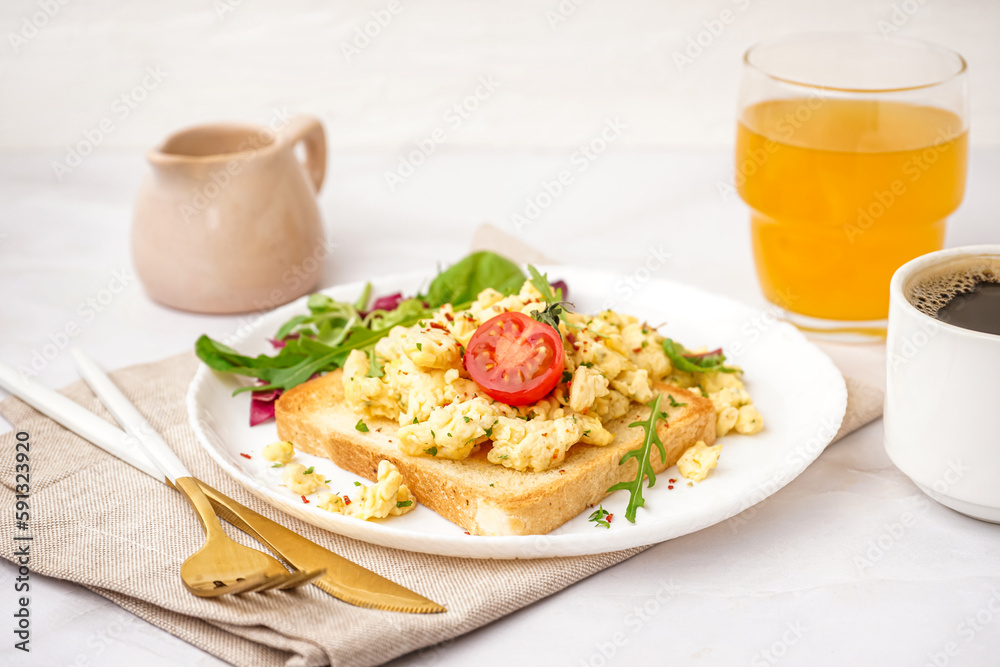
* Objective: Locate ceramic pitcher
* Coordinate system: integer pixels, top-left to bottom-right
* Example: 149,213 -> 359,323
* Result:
132,115 -> 328,314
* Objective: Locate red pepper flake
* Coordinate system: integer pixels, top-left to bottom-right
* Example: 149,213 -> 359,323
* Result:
429,322 -> 449,332
464,531 -> 471,535
342,495 -> 352,505
240,453 -> 252,459
668,485 -> 674,490
669,478 -> 676,484
444,312 -> 454,322
633,347 -> 642,353
607,513 -> 614,523
301,495 -> 309,503
559,469 -> 566,474
566,332 -> 576,345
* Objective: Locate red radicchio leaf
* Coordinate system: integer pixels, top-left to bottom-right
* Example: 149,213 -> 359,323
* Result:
370,292 -> 404,312
249,397 -> 277,426
250,379 -> 284,426
269,333 -> 300,349
252,388 -> 282,402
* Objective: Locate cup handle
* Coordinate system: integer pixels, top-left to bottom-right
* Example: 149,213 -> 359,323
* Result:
281,115 -> 327,194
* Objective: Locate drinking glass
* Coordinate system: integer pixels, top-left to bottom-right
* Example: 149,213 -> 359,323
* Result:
735,32 -> 968,339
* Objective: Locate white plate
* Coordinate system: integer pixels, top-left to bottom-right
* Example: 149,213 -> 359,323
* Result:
187,267 -> 846,559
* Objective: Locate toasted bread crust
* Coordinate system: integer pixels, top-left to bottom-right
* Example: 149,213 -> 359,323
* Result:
276,370 -> 715,535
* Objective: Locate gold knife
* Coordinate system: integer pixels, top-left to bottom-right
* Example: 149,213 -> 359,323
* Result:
194,480 -> 446,613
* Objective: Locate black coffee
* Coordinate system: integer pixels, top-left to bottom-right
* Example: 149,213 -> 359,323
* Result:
906,256 -> 1000,337
936,281 -> 1000,335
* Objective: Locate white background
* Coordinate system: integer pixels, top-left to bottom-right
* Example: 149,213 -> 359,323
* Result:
2,0 -> 999,153
2,1 -> 1000,666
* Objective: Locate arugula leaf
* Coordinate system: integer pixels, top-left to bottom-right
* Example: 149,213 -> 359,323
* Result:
422,251 -> 525,307
607,394 -> 667,523
195,336 -> 306,375
353,282 -> 372,311
662,338 -> 738,375
588,505 -> 612,529
527,265 -> 559,303
526,265 -> 574,333
366,349 -> 384,378
531,301 -> 567,332
274,315 -> 309,342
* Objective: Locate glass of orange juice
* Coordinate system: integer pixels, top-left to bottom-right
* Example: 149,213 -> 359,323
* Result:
736,33 -> 968,339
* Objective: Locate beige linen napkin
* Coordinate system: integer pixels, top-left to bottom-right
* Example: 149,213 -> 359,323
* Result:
0,227 -> 884,667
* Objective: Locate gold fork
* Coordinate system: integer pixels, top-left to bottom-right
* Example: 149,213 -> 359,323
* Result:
72,350 -> 324,597
172,477 -> 324,596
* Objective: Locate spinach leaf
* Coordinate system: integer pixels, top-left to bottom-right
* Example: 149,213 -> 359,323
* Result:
422,251 -> 525,307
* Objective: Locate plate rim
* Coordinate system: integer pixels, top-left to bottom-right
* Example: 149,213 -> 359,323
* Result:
187,266 -> 847,559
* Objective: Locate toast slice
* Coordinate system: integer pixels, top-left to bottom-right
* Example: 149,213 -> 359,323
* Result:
275,370 -> 716,536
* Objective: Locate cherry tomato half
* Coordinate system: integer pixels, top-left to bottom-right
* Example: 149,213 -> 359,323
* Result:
463,311 -> 565,406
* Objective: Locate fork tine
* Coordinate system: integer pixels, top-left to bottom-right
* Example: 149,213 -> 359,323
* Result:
219,573 -> 276,595
224,574 -> 277,595
273,568 -> 326,590
189,572 -> 272,598
243,573 -> 294,593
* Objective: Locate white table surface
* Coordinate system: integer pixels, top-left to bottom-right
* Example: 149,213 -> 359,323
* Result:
2,149 -> 999,667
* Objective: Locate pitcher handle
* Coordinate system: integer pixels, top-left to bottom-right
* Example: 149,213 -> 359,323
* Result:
281,115 -> 327,194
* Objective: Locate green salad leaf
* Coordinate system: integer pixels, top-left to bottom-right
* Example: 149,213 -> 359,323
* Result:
366,349 -> 384,378
588,505 -> 612,529
662,338 -> 738,375
527,265 -> 558,303
193,251 -> 533,397
526,264 -> 570,332
421,251 -> 525,308
607,394 -> 667,523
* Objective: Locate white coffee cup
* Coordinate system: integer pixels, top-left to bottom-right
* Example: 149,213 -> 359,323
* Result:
884,244 -> 1000,523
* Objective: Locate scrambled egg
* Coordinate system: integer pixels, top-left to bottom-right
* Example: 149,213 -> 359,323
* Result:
317,460 -> 415,520
677,441 -> 722,481
668,361 -> 764,438
281,463 -> 329,495
343,279 -> 763,473
262,440 -> 295,464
